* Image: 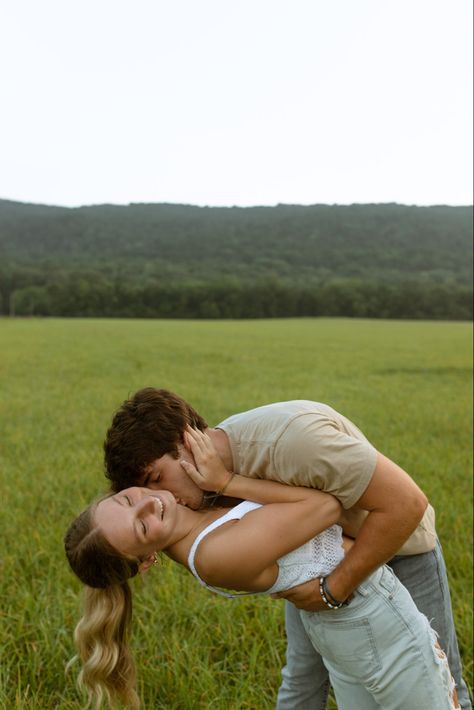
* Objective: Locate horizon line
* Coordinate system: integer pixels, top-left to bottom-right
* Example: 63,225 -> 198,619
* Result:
1,196 -> 473,210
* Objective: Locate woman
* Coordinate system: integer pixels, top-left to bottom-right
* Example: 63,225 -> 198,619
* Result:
65,427 -> 459,710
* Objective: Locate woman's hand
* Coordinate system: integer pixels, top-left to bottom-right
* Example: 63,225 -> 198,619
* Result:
180,426 -> 233,493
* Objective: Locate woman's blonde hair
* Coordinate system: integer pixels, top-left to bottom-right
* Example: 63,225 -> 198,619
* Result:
64,500 -> 141,709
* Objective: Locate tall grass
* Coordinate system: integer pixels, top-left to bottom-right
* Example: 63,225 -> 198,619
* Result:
0,317 -> 472,708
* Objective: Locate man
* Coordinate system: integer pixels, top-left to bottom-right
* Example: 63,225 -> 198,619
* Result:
104,387 -> 471,710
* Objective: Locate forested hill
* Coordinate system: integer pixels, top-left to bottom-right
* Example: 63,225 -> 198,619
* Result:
0,199 -> 472,319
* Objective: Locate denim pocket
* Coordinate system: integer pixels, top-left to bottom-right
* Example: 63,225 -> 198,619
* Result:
302,615 -> 382,679
378,565 -> 398,595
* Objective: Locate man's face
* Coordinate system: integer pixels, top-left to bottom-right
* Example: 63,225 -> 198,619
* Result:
141,444 -> 204,510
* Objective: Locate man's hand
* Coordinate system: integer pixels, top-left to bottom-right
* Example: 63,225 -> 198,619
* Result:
271,579 -> 327,611
181,426 -> 232,492
271,572 -> 350,612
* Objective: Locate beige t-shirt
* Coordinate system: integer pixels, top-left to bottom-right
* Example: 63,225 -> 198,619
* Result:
217,400 -> 436,555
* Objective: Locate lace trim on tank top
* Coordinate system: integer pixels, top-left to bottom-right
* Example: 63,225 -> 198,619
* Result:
266,523 -> 344,595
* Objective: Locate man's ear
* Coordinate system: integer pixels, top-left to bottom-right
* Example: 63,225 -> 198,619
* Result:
180,433 -> 191,453
138,554 -> 156,574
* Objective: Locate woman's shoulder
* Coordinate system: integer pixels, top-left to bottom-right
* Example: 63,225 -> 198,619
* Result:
194,503 -> 279,592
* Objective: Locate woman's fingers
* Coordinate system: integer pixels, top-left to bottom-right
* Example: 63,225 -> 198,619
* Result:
185,425 -> 206,452
182,425 -> 228,492
180,459 -> 217,492
184,428 -> 204,459
185,425 -> 214,461
180,459 -> 201,481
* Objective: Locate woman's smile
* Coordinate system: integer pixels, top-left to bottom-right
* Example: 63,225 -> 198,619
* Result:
94,487 -> 178,559
154,495 -> 164,519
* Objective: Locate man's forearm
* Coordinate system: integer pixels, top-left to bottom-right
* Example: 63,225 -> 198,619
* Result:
273,452 -> 429,610
327,502 -> 427,601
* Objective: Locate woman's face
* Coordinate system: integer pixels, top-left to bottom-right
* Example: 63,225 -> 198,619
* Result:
95,487 -> 178,559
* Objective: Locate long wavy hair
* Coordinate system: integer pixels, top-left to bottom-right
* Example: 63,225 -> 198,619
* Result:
64,497 -> 142,709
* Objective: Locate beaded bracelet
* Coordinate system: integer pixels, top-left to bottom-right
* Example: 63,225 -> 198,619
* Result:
319,576 -> 346,609
324,578 -> 346,606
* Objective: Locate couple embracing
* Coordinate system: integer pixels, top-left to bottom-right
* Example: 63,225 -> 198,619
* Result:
65,388 -> 470,709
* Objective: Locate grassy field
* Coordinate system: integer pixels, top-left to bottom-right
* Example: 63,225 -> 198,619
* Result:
0,317 -> 472,709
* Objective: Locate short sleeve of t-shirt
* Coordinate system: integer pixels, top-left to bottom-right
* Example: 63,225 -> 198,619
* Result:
273,413 -> 378,509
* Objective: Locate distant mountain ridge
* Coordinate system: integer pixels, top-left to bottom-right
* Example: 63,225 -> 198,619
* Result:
0,199 -> 472,319
0,199 -> 472,281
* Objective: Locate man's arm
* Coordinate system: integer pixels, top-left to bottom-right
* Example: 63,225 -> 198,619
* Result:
275,452 -> 428,611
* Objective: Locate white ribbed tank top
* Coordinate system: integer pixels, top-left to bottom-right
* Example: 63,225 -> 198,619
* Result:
187,500 -> 344,598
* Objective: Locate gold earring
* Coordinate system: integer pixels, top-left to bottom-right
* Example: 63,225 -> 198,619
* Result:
153,552 -> 159,566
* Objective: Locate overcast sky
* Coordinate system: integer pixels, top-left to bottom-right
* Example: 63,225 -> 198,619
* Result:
1,0 -> 472,208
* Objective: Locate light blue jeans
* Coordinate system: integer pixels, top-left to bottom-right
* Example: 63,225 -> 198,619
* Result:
276,542 -> 471,709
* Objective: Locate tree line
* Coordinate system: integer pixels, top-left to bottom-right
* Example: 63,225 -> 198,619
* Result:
5,273 -> 472,320
0,200 -> 472,319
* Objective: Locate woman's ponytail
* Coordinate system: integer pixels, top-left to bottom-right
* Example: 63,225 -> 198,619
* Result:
65,499 -> 142,708
73,582 -> 139,709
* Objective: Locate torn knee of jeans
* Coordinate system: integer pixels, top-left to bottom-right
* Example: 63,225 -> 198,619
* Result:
428,630 -> 460,709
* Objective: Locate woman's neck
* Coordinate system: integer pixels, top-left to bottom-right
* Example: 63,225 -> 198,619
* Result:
165,504 -> 231,566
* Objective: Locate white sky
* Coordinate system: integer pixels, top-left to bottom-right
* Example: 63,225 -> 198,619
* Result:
0,0 -> 472,208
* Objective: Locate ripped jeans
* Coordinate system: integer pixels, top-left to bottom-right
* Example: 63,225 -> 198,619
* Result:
297,565 -> 458,709
277,542 -> 471,709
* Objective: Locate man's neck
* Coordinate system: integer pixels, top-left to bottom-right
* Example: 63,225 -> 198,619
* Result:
206,427 -> 234,472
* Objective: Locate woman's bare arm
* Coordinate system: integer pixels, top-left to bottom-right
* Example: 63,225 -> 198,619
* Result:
182,427 -> 342,591
183,426 -> 338,505
196,492 -> 341,591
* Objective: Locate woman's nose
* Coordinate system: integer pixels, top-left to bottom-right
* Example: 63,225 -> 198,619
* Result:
136,496 -> 157,514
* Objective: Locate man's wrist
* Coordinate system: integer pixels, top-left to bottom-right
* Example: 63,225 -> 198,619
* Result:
325,568 -> 355,604
319,577 -> 347,609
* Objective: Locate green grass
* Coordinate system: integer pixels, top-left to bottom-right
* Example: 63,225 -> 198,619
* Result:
0,317 -> 472,709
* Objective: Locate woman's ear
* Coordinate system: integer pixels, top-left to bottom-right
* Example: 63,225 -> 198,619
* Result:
139,553 -> 157,574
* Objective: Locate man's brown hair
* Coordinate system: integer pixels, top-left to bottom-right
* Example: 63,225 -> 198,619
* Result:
104,387 -> 207,491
